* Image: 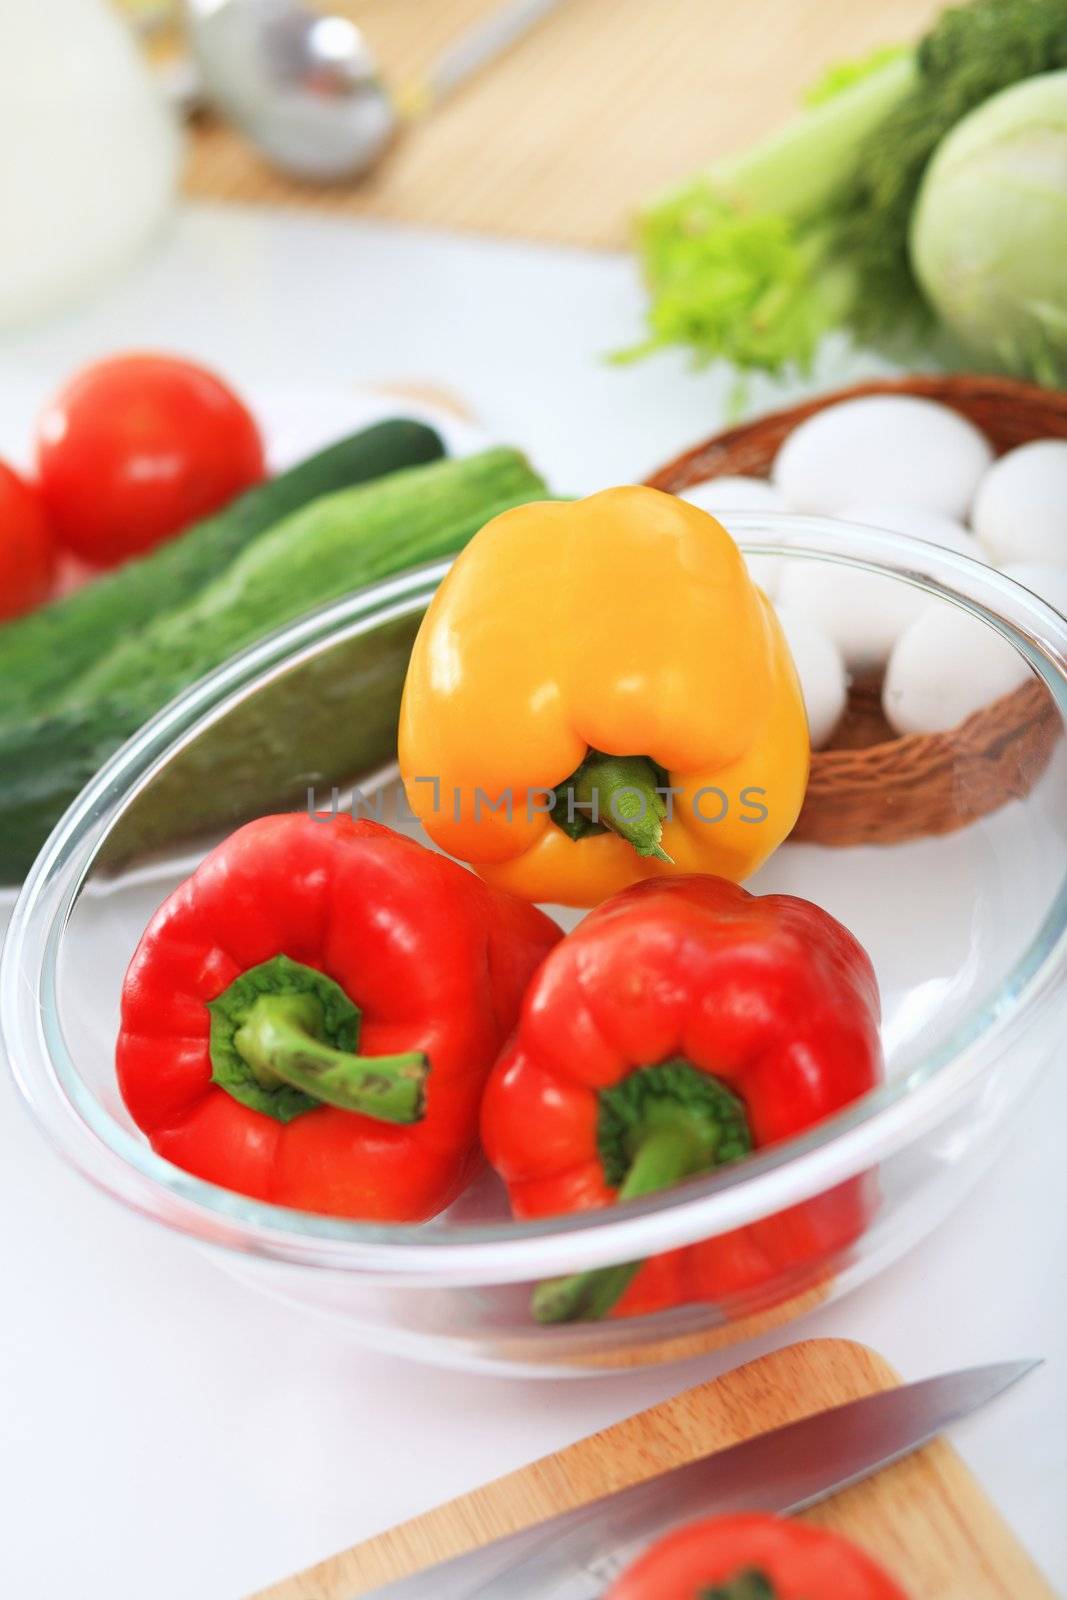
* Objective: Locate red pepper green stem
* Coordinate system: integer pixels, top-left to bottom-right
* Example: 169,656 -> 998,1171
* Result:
234,992 -> 428,1122
532,1116 -> 707,1324
701,1574 -> 777,1600
207,953 -> 429,1125
532,1062 -> 751,1325
555,750 -> 673,862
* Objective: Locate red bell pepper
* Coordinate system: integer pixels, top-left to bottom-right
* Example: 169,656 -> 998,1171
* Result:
117,813 -> 561,1221
481,874 -> 882,1321
607,1514 -> 908,1599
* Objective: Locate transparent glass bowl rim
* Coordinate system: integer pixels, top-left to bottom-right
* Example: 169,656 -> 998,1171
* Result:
4,512 -> 1067,1285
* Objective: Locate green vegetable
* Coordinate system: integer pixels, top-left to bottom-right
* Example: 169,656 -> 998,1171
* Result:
96,606 -> 424,876
803,44 -> 912,109
0,448 -> 548,881
634,0 -> 1067,379
0,703 -> 144,886
910,70 -> 1067,384
65,448 -> 545,715
0,418 -> 444,723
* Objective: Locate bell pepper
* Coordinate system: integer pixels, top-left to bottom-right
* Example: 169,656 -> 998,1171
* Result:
481,874 -> 882,1321
116,813 -> 561,1221
607,1514 -> 908,1599
398,486 -> 809,908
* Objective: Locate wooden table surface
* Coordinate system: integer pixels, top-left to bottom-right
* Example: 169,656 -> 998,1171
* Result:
182,0 -> 943,248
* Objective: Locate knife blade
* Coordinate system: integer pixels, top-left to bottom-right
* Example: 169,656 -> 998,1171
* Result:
359,1358 -> 1037,1599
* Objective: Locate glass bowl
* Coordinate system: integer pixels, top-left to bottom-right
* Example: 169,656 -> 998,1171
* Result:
4,515 -> 1067,1376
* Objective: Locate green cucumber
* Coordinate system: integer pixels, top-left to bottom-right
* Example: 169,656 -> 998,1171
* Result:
0,418 -> 445,722
0,704 -> 145,885
0,449 -> 548,881
65,448 -> 544,718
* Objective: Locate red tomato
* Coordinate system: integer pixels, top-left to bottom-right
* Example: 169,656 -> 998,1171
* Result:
0,460 -> 55,620
37,353 -> 265,568
607,1515 -> 908,1600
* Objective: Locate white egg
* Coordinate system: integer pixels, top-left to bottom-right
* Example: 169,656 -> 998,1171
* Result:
772,396 -> 993,520
681,476 -> 786,514
883,602 -> 1029,735
777,563 -> 915,674
971,440 -> 1067,566
777,506 -> 986,673
1001,562 -> 1067,619
839,502 -> 986,557
774,604 -> 848,749
680,476 -> 786,595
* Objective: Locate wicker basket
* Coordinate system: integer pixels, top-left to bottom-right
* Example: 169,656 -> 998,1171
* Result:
647,375 -> 1066,847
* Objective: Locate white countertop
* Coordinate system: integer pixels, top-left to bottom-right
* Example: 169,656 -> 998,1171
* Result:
1,205 -> 1065,1599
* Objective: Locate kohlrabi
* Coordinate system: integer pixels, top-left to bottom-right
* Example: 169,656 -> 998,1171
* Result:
910,71 -> 1067,386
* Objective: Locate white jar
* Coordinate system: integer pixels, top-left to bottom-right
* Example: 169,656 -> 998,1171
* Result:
0,0 -> 181,328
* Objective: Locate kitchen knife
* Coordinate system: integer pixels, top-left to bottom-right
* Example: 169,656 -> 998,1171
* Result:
360,1358 -> 1037,1599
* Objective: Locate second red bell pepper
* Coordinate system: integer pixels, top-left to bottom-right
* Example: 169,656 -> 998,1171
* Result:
117,812 -> 561,1221
481,874 -> 882,1320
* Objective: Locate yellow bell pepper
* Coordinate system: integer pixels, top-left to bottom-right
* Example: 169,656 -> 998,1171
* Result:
398,486 -> 809,907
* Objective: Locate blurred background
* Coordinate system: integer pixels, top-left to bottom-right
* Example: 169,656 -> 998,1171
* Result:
3,0 -> 1011,586
165,0 -> 943,243
12,0 -> 947,262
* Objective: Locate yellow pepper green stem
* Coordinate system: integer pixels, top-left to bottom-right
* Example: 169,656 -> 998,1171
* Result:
555,750 -> 673,862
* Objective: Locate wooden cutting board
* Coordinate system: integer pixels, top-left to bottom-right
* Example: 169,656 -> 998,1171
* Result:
250,1339 -> 1053,1600
180,0 -> 945,248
